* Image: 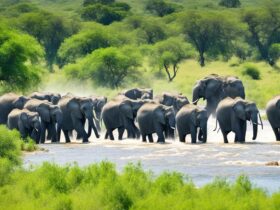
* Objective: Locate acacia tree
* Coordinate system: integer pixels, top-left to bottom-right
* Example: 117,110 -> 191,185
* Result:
0,26 -> 44,91
145,0 -> 180,17
181,12 -> 240,67
65,47 -> 141,88
243,5 -> 280,66
152,38 -> 194,82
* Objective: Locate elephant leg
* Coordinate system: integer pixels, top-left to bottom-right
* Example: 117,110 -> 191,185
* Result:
142,134 -> 147,142
272,127 -> 280,141
155,125 -> 165,143
40,122 -> 47,144
46,123 -> 53,140
108,128 -> 114,140
63,129 -> 71,143
198,128 -> 203,141
190,126 -> 197,144
132,123 -> 140,139
77,132 -> 82,140
148,134 -> 153,143
104,131 -> 109,139
91,121 -> 100,139
118,126 -> 125,140
221,130 -> 229,143
178,133 -> 186,142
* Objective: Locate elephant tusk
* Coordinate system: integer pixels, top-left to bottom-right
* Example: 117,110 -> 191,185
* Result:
170,126 -> 175,130
258,113 -> 264,130
192,98 -> 200,104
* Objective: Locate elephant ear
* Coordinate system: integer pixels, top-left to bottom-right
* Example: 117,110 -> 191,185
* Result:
67,98 -> 83,119
36,104 -> 51,122
119,102 -> 134,120
276,100 -> 280,109
154,107 -> 165,125
190,110 -> 198,126
205,79 -> 221,99
233,102 -> 246,121
20,112 -> 30,128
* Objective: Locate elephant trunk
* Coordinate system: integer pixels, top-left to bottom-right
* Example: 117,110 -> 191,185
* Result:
55,112 -> 63,142
33,121 -> 42,144
251,112 -> 258,140
87,115 -> 99,139
201,124 -> 207,143
192,85 -> 200,105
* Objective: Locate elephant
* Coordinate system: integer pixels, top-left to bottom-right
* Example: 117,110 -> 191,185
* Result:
157,92 -> 189,113
102,97 -> 150,140
91,96 -> 107,132
176,104 -> 208,143
0,93 -> 29,124
29,92 -> 61,105
192,74 -> 245,116
7,109 -> 42,143
24,99 -> 63,143
216,97 -> 262,143
266,95 -> 280,141
122,88 -> 153,100
136,103 -> 176,143
58,96 -> 99,143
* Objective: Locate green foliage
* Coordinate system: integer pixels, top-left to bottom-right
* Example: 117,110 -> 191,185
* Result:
151,37 -> 195,81
219,0 -> 241,8
20,138 -> 38,152
145,0 -> 182,17
18,11 -> 79,70
81,0 -> 130,25
242,64 -> 261,80
242,4 -> 280,66
65,46 -> 141,88
268,43 -> 280,65
181,11 -> 241,66
58,26 -> 130,66
0,25 -> 44,92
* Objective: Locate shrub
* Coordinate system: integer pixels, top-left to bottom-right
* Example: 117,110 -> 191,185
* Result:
242,65 -> 261,80
219,0 -> 241,8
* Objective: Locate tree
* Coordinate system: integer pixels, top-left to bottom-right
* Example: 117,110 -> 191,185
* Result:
152,38 -> 194,82
64,47 -> 141,88
219,0 -> 241,8
137,20 -> 167,44
0,26 -> 44,91
181,12 -> 241,66
83,0 -> 115,7
145,0 -> 181,17
18,11 -> 79,71
268,43 -> 280,66
243,5 -> 280,66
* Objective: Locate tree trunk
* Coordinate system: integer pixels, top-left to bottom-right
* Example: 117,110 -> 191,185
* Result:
199,52 -> 205,67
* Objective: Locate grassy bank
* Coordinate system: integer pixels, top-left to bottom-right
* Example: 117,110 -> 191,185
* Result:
43,60 -> 280,108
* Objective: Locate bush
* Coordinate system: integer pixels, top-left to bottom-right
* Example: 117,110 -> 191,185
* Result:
242,65 -> 261,80
219,0 -> 241,8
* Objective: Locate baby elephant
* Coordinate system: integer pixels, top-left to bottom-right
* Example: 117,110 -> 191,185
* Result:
7,109 -> 41,143
266,95 -> 280,141
176,104 -> 208,143
216,97 -> 262,143
137,103 -> 175,143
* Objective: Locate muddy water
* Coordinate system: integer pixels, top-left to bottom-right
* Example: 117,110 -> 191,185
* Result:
24,117 -> 280,193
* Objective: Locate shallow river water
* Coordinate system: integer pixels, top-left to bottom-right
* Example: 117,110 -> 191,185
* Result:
24,117 -> 280,193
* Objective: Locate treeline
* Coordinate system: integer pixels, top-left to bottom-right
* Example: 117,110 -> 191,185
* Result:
0,0 -> 280,90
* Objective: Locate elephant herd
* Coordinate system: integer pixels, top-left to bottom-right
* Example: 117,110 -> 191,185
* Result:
0,74 -> 280,144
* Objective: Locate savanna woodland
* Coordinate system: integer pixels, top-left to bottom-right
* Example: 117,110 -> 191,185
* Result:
1,0 -> 280,209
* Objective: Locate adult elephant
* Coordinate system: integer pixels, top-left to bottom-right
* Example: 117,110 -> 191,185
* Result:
102,97 -> 149,140
158,92 -> 189,113
122,88 -> 153,100
91,96 -> 107,132
24,99 -> 63,143
266,95 -> 280,141
137,103 -> 176,143
192,74 -> 245,116
7,109 -> 42,143
58,96 -> 99,143
0,93 -> 29,124
176,104 -> 208,143
29,92 -> 61,105
216,97 -> 262,143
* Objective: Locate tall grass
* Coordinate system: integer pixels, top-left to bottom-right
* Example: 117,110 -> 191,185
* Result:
0,161 -> 279,210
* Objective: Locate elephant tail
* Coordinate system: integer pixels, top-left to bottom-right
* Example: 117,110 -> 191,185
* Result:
213,119 -> 219,132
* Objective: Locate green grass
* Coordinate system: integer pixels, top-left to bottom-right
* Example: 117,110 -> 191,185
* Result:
44,59 -> 280,109
0,161 -> 279,210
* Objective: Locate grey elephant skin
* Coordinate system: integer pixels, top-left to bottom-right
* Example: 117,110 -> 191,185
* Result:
91,96 -> 107,132
193,74 -> 245,116
102,96 -> 149,140
7,109 -> 41,143
58,96 -> 99,143
29,92 -> 61,105
266,95 -> 280,141
216,97 -> 262,143
24,99 -> 63,143
176,104 -> 208,143
157,92 -> 189,113
122,88 -> 153,100
0,93 -> 29,124
137,103 -> 176,143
